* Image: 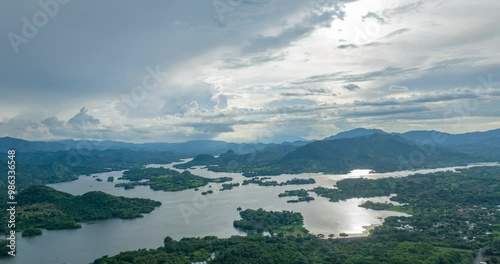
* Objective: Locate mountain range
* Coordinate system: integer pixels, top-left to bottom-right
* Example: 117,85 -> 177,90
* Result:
174,128 -> 500,176
2,127 -> 499,155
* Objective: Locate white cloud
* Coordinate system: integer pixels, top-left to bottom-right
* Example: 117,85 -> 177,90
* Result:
1,0 -> 499,142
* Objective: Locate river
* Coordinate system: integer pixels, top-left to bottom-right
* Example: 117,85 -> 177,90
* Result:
3,162 -> 497,264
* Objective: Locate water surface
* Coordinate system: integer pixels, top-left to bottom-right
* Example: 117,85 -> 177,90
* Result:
3,162 -> 496,264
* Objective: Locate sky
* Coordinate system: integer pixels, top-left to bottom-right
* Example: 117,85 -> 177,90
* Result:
0,0 -> 499,143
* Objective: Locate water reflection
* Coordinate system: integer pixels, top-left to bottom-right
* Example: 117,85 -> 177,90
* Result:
3,162 -> 497,264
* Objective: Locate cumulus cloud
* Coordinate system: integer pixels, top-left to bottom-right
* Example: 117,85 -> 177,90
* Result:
160,83 -> 228,117
1,0 -> 500,142
68,108 -> 100,127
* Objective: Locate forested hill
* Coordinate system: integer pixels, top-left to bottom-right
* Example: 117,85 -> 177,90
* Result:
178,134 -> 479,176
277,134 -> 475,173
0,149 -> 181,191
0,186 -> 161,236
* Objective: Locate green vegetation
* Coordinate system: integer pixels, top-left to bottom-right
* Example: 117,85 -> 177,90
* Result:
0,149 -> 181,192
92,165 -> 499,263
278,189 -> 309,197
176,134 -> 477,176
107,176 -> 114,182
220,182 -> 240,191
0,240 -> 10,257
22,227 -> 42,237
278,189 -> 315,203
93,210 -> 473,264
115,168 -> 232,192
242,177 -> 315,186
0,186 -> 161,235
233,208 -> 308,236
314,166 -> 500,252
359,201 -> 397,211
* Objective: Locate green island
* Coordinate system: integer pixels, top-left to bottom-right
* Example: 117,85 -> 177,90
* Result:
242,177 -> 315,186
220,182 -> 240,191
201,190 -> 214,195
278,189 -> 315,203
359,200 -> 398,211
0,186 -> 161,236
233,208 -> 308,236
90,166 -> 499,263
114,167 -> 232,192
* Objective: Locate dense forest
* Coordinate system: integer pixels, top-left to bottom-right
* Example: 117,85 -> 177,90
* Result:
114,167 -> 232,191
241,177 -> 315,186
313,166 -> 500,253
0,149 -> 181,192
233,208 -> 308,236
176,134 -> 479,176
0,186 -> 161,237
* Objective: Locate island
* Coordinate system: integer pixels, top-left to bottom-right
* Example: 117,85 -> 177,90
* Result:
0,185 -> 161,237
278,189 -> 315,203
242,177 -> 316,187
233,208 -> 308,236
114,167 -> 232,192
220,182 -> 240,191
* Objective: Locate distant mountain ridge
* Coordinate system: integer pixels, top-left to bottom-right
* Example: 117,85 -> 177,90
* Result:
179,133 -> 481,176
325,128 -> 387,140
0,137 -> 285,156
326,128 -> 500,145
1,127 -> 499,156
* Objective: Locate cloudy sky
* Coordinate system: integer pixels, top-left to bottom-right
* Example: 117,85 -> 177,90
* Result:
1,0 -> 499,143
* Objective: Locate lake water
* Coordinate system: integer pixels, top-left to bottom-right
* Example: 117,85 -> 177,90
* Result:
3,161 -> 497,264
